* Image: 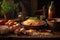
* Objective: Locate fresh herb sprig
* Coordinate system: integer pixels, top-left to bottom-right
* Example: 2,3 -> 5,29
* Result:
28,17 -> 39,20
0,0 -> 19,15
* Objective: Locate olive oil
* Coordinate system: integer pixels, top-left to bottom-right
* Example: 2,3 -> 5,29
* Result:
48,1 -> 55,19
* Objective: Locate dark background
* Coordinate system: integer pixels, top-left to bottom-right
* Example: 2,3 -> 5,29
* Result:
0,0 -> 60,18
38,0 -> 60,18
15,0 -> 60,18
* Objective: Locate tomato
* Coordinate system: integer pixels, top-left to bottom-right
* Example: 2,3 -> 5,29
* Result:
5,22 -> 9,25
0,20 -> 6,25
8,22 -> 14,26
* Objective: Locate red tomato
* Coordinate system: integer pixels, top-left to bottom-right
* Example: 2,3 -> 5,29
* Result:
8,22 -> 14,26
0,20 -> 5,25
5,22 -> 9,25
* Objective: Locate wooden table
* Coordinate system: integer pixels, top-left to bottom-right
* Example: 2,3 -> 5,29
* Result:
0,18 -> 60,39
0,32 -> 60,38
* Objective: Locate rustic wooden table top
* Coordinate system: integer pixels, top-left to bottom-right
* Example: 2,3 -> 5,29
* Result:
0,32 -> 60,38
0,18 -> 60,39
